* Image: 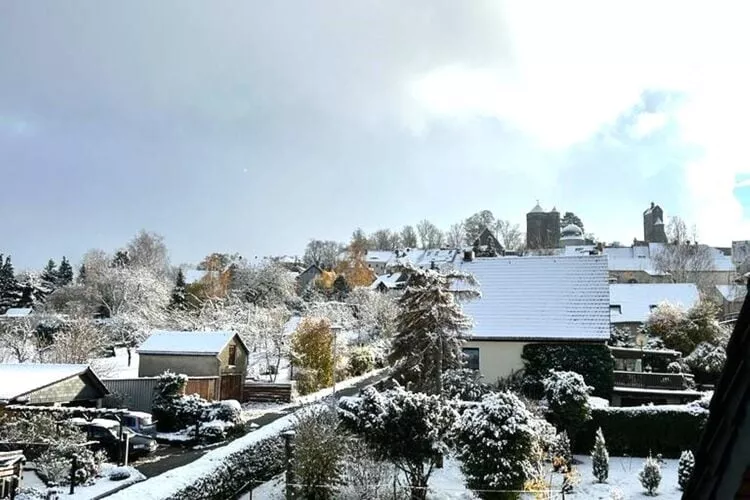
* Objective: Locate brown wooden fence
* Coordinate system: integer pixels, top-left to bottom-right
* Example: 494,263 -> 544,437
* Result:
242,382 -> 293,403
185,377 -> 219,400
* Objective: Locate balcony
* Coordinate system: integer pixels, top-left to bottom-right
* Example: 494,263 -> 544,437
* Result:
613,370 -> 694,391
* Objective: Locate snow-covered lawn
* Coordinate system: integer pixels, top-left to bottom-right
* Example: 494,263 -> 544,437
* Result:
548,455 -> 682,499
20,464 -> 145,499
91,347 -> 139,379
249,454 -> 683,500
248,457 -> 477,500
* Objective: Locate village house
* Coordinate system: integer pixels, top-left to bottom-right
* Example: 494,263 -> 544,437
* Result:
137,331 -> 249,401
0,363 -> 109,406
296,264 -> 324,291
456,254 -> 610,383
610,282 -> 701,336
713,284 -> 747,320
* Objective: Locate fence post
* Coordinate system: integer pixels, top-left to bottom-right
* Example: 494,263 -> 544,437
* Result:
69,456 -> 77,494
282,430 -> 296,500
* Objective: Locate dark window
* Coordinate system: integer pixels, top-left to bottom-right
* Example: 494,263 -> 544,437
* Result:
463,348 -> 480,371
610,305 -> 622,314
228,344 -> 237,366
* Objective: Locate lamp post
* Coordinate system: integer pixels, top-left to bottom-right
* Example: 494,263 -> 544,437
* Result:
331,324 -> 342,406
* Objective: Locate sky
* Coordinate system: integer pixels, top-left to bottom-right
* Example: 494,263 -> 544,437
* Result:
2,1 -> 750,270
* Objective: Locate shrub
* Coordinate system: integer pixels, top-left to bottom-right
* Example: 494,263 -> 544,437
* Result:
646,300 -> 724,355
678,450 -> 695,490
441,368 -> 490,402
543,370 -> 592,442
639,455 -> 662,496
152,371 -> 189,431
292,408 -> 348,500
551,431 -> 572,471
37,443 -> 104,486
686,342 -> 726,384
347,347 -> 375,376
294,367 -> 321,396
340,441 -> 401,500
339,386 -> 457,500
209,400 -> 243,424
574,405 -> 708,458
109,468 -> 132,481
291,318 -> 335,392
591,427 -> 609,483
455,392 -> 542,500
521,344 -> 614,398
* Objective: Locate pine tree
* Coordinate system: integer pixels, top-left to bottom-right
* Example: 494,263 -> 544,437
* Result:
638,454 -> 662,496
112,250 -> 130,268
170,269 -> 188,310
678,450 -> 694,490
57,257 -> 74,286
41,259 -> 59,287
592,427 -> 609,483
77,264 -> 87,285
0,255 -> 22,309
388,263 -> 479,394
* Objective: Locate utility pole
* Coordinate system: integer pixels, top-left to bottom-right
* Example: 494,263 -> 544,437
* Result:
282,430 -> 296,500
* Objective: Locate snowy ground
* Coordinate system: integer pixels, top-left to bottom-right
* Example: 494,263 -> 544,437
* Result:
20,464 -> 145,499
248,457 -> 477,500
249,454 -> 683,500
91,347 -> 139,379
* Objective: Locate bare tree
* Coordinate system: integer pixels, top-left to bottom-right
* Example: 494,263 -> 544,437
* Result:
126,230 -> 170,277
400,225 -> 418,248
445,222 -> 466,248
369,229 -> 400,251
248,306 -> 291,382
416,219 -> 444,249
464,210 -> 496,245
0,317 -> 38,362
653,217 -> 716,287
47,317 -> 107,364
303,239 -> 343,268
494,220 -> 524,251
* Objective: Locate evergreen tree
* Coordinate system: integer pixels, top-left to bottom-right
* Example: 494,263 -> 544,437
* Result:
77,264 -> 87,285
638,454 -> 662,496
0,255 -> 22,309
678,450 -> 694,490
592,427 -> 609,483
561,211 -> 585,233
388,263 -> 479,394
112,250 -> 130,268
57,257 -> 74,285
170,268 -> 188,310
552,431 -> 573,471
332,274 -> 350,300
41,259 -> 59,287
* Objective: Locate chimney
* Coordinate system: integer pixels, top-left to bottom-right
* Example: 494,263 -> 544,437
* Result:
651,202 -> 655,208
463,250 -> 474,262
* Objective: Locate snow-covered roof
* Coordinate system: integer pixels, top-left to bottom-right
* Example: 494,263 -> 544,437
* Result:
456,255 -> 610,341
0,363 -> 91,400
137,331 -> 242,356
529,203 -> 545,213
370,272 -> 405,290
716,284 -> 747,303
563,245 -> 597,256
364,250 -> 396,264
610,283 -> 700,324
1,308 -> 32,317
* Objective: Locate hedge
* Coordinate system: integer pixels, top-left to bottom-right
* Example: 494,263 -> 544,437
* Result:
521,343 -> 615,398
573,405 -> 708,458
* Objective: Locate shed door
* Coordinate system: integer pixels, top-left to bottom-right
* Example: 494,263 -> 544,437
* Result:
220,374 -> 243,401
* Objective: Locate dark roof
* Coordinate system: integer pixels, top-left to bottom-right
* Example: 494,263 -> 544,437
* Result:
685,280 -> 750,499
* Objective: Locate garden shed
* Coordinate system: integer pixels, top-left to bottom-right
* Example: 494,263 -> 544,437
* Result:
137,331 -> 249,401
0,363 -> 109,406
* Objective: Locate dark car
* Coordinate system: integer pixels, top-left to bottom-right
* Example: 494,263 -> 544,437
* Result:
70,418 -> 158,460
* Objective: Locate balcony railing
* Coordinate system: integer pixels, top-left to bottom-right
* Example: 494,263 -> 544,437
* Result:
613,370 -> 694,391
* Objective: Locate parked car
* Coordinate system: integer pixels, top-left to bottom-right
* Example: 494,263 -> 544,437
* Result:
69,418 -> 158,460
113,411 -> 157,436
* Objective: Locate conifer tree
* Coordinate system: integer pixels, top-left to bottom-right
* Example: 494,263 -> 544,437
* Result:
41,259 -> 58,287
678,450 -> 694,490
639,454 -> 662,496
592,427 -> 609,483
0,255 -> 22,309
77,264 -> 87,284
388,263 -> 479,394
170,268 -> 188,310
332,274 -> 350,300
57,257 -> 74,285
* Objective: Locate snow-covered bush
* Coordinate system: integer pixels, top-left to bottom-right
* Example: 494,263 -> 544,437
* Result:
441,368 -> 490,402
638,455 -> 662,496
339,386 -> 457,500
521,343 -> 614,398
688,391 -> 714,410
678,450 -> 695,490
347,346 -> 374,376
36,443 -> 104,486
543,370 -> 592,441
292,408 -> 348,500
152,371 -> 213,432
646,300 -> 723,355
591,427 -> 609,483
109,467 -> 132,481
454,391 -> 540,499
551,431 -> 572,471
667,361 -> 683,373
340,440 -> 401,500
294,367 -> 321,396
209,400 -> 243,424
686,341 -> 726,382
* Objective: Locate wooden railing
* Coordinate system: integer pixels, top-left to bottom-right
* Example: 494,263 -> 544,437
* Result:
614,370 -> 694,390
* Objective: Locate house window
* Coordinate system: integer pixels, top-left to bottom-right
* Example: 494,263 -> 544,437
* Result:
610,305 -> 622,314
463,348 -> 480,371
228,344 -> 237,366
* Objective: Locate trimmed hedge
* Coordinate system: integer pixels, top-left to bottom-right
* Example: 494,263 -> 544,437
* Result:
521,343 -> 615,398
573,405 -> 708,458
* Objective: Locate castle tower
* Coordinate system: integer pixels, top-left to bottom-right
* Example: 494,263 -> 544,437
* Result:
643,202 -> 667,243
526,201 -> 561,249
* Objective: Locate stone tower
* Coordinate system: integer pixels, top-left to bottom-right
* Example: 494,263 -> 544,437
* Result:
643,202 -> 668,243
526,202 -> 561,249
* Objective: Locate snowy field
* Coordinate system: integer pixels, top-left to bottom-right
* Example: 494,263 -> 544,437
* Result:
249,454 -> 683,500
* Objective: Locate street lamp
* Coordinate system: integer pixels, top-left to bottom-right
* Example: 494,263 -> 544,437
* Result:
331,324 -> 343,406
